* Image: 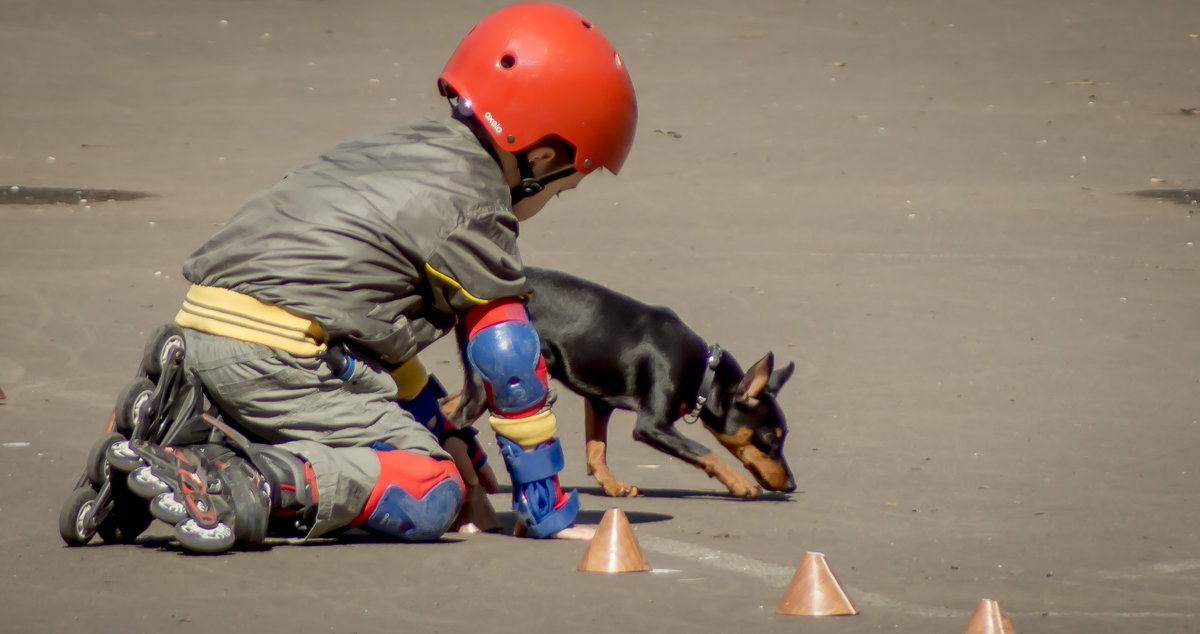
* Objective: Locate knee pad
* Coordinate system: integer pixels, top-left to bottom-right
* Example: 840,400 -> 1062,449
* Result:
466,319 -> 548,415
354,450 -> 464,541
497,436 -> 580,538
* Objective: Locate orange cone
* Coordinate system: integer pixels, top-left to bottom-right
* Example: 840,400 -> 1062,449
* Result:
576,508 -> 651,573
962,598 -> 1016,634
774,552 -> 858,616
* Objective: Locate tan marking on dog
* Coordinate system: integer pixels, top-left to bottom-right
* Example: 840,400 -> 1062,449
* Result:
735,444 -> 790,491
585,401 -> 638,497
710,427 -> 791,492
697,452 -> 759,497
736,355 -> 773,400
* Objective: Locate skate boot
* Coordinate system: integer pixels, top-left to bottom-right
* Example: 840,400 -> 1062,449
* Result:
187,412 -> 319,538
110,440 -> 272,553
59,324 -> 218,548
58,432 -> 155,547
112,323 -> 194,441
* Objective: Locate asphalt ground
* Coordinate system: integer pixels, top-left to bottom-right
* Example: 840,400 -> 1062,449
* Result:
2,1 -> 1199,632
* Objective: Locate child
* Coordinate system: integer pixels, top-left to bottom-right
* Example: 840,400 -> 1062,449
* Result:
115,1 -> 636,552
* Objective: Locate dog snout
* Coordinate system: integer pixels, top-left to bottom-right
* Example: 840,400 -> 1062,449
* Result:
743,451 -> 795,493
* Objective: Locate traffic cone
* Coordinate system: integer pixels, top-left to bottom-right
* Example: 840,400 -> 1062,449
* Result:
577,508 -> 651,573
962,598 -> 1016,634
774,552 -> 858,616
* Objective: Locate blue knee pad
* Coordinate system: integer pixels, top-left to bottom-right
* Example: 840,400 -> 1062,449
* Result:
361,478 -> 463,541
466,320 -> 547,413
497,436 -> 580,538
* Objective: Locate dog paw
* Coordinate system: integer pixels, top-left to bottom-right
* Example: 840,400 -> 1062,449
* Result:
602,482 -> 640,497
727,482 -> 762,498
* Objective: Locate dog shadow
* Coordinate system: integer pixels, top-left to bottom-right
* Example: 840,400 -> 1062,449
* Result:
498,484 -> 795,503
125,486 -> 793,554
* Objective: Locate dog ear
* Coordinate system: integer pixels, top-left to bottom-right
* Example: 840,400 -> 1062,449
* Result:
735,352 -> 775,401
767,360 -> 795,394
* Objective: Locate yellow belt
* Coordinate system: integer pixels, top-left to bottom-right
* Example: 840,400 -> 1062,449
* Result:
174,284 -> 431,399
174,285 -> 327,357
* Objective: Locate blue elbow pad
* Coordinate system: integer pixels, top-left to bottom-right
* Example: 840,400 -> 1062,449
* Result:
466,320 -> 547,414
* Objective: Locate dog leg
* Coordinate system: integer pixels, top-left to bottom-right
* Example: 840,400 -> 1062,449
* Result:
696,452 -> 761,498
585,400 -> 638,497
632,409 -> 762,498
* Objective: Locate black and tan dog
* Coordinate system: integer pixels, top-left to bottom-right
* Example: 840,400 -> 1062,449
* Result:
450,267 -> 796,498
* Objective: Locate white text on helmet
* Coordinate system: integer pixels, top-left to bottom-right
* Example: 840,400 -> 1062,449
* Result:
483,111 -> 503,134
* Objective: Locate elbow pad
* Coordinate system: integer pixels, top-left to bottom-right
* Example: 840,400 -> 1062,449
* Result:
465,300 -> 548,416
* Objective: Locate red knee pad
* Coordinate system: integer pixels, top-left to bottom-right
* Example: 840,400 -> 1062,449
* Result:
351,450 -> 465,526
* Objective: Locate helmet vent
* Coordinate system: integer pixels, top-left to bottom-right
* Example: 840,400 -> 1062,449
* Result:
499,53 -> 516,69
581,19 -> 593,29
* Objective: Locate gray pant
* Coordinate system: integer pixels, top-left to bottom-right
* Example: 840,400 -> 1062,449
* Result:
181,329 -> 448,538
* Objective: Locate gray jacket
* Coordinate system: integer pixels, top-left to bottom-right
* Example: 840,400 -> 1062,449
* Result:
183,114 -> 530,366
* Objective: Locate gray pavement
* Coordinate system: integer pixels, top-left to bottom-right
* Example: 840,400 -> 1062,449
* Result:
2,1 -> 1199,632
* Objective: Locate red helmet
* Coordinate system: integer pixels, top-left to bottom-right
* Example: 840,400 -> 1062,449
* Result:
438,2 -> 637,175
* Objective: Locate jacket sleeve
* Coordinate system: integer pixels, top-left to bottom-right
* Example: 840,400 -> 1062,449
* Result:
424,210 -> 532,314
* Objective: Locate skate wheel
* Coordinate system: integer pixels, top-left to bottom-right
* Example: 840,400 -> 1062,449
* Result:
113,377 -> 156,437
175,519 -> 235,554
105,439 -> 142,473
142,324 -> 186,379
85,432 -> 127,488
59,487 -> 100,546
149,491 -> 189,524
127,466 -> 170,499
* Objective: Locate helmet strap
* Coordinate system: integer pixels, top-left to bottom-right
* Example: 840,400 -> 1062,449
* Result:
511,152 -> 576,205
448,97 -> 576,205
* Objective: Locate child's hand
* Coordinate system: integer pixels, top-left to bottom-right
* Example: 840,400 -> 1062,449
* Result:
443,435 -> 502,533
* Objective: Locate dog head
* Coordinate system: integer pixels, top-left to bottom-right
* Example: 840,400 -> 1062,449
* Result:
701,351 -> 796,493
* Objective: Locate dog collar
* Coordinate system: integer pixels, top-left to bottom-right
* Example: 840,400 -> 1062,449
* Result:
687,344 -> 722,421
